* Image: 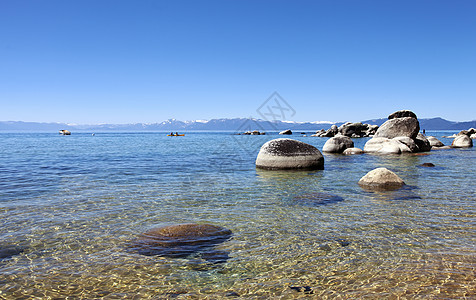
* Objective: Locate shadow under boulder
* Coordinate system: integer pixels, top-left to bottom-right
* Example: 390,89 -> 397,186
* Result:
130,224 -> 232,262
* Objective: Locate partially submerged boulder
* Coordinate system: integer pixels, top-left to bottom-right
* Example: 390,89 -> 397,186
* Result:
427,136 -> 444,147
256,138 -> 324,170
364,137 -> 408,154
322,136 -> 354,153
452,135 -> 473,148
131,224 -> 232,258
358,167 -> 405,190
414,133 -> 432,152
343,147 -> 364,155
279,129 -> 292,135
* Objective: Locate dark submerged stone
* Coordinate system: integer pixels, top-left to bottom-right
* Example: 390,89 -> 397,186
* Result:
131,224 -> 232,259
0,245 -> 23,260
292,192 -> 344,206
420,163 -> 435,167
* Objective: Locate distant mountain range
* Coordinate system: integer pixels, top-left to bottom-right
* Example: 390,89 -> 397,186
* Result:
0,117 -> 475,132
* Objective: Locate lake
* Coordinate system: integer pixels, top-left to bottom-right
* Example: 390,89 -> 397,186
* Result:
0,131 -> 474,298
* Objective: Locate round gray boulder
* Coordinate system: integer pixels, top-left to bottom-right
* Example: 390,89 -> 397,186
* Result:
452,135 -> 473,148
358,167 -> 405,190
374,117 -> 420,139
256,138 -> 324,170
322,136 -> 354,153
427,136 -> 444,147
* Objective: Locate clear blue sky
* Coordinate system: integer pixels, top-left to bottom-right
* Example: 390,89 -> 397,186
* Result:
1,0 -> 475,124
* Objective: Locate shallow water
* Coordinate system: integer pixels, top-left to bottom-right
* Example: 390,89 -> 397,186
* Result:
0,131 -> 475,299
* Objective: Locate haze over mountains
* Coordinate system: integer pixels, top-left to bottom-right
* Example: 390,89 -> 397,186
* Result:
1,117 -> 475,132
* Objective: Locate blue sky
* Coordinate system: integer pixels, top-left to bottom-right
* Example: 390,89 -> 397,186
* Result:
1,0 -> 475,124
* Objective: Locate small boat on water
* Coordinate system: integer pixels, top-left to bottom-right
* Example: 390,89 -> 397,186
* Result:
59,130 -> 71,135
167,133 -> 185,136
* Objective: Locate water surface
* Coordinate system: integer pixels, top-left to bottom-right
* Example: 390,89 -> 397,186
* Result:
0,131 -> 474,298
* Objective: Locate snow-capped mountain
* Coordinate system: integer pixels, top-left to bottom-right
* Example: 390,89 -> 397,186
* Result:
1,117 -> 475,131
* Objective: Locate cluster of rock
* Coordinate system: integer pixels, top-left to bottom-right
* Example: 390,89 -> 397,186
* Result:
239,130 -> 266,135
444,128 -> 476,139
312,122 -> 378,138
363,110 -> 431,154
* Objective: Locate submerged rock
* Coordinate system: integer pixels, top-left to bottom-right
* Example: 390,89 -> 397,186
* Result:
0,245 -> 23,260
256,138 -> 324,170
420,163 -> 435,167
131,224 -> 232,259
322,136 -> 354,153
358,167 -> 405,190
292,192 -> 344,206
452,135 -> 473,148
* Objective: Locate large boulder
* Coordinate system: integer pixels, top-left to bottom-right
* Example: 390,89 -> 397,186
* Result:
452,135 -> 473,148
427,136 -> 444,147
388,110 -> 418,120
279,129 -> 292,135
393,136 -> 418,153
322,136 -> 354,153
358,167 -> 405,190
340,122 -> 363,137
414,133 -> 432,152
131,224 -> 232,258
374,117 -> 420,139
364,137 -> 404,154
256,138 -> 324,170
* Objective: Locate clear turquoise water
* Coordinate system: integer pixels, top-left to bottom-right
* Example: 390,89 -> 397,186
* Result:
0,131 -> 474,298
